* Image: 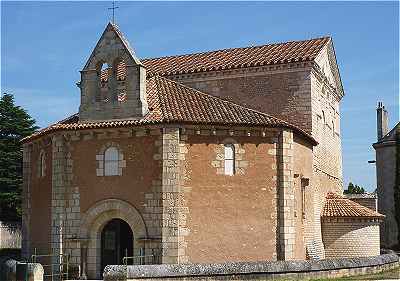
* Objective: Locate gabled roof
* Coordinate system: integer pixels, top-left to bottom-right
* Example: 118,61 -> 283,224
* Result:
322,193 -> 384,219
22,77 -> 317,144
141,37 -> 331,77
83,22 -> 142,70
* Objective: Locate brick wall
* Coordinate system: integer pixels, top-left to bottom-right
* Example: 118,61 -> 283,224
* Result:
322,219 -> 381,258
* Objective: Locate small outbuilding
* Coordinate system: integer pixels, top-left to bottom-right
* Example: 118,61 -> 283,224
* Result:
322,193 -> 385,259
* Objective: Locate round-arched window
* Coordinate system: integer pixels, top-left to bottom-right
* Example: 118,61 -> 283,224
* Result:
224,144 -> 235,176
104,147 -> 119,176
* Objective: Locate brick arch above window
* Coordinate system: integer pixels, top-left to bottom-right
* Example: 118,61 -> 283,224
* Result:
96,142 -> 126,176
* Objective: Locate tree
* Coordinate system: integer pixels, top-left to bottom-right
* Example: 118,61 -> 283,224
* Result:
0,93 -> 38,221
344,182 -> 365,194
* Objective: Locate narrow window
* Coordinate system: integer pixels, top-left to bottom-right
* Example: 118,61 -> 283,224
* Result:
332,120 -> 335,136
224,144 -> 235,176
104,147 -> 119,176
39,152 -> 45,178
98,62 -> 111,103
322,111 -> 326,127
114,59 -> 127,103
115,60 -> 126,81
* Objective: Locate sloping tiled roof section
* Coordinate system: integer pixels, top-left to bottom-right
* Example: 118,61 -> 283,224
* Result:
141,37 -> 331,77
22,76 -> 317,144
322,193 -> 384,219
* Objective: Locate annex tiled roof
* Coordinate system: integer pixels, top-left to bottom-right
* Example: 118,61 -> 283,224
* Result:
141,37 -> 331,77
322,193 -> 384,219
22,76 -> 317,143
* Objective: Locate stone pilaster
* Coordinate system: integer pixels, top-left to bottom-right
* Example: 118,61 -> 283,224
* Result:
51,134 -> 68,276
22,143 -> 33,259
161,127 -> 187,264
277,129 -> 295,260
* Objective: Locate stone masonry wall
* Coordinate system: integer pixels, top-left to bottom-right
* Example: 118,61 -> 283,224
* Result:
375,143 -> 398,248
292,135 -> 314,260
23,141 -> 53,268
79,24 -> 148,121
322,219 -> 381,258
181,129 -> 280,263
277,130 -> 295,260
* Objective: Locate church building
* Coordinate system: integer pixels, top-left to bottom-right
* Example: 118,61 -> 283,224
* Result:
21,23 -> 384,279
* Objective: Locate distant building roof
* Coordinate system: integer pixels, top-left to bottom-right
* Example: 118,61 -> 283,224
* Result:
344,192 -> 377,199
322,193 -> 384,219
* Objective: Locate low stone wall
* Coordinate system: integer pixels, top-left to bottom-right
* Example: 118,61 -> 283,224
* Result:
0,258 -> 44,281
103,253 -> 399,281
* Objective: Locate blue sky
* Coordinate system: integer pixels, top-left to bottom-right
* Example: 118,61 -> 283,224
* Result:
1,1 -> 399,191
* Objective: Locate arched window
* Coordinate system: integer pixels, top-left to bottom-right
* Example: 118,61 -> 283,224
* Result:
224,144 -> 235,176
38,151 -> 45,178
98,62 -> 111,103
114,59 -> 127,103
100,62 -> 110,83
104,147 -> 119,176
115,60 -> 126,81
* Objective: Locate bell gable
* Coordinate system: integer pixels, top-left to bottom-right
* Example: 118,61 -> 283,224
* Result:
78,22 -> 148,121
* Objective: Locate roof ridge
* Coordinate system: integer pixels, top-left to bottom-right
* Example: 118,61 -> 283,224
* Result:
141,36 -> 331,62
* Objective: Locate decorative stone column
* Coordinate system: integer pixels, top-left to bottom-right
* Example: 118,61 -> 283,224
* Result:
277,129 -> 295,260
80,240 -> 88,279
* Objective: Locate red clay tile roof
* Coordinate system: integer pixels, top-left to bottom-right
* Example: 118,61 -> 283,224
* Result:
141,37 -> 331,77
322,193 -> 384,219
100,37 -> 330,82
22,76 -> 317,143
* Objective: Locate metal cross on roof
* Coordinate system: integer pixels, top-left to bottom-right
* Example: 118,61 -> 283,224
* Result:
108,1 -> 119,24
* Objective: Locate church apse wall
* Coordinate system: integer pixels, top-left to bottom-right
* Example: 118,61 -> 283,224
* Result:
28,143 -> 52,257
71,135 -> 160,215
182,134 -> 279,263
292,135 -> 314,260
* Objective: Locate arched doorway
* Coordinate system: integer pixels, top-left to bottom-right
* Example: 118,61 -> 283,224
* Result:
100,218 -> 133,272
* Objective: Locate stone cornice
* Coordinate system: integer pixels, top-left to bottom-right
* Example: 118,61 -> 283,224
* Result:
373,140 -> 396,149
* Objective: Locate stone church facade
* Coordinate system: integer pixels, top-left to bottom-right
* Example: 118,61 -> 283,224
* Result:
21,23 -> 382,279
